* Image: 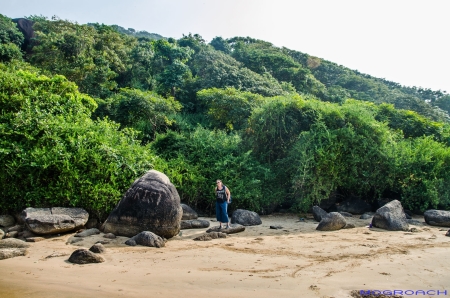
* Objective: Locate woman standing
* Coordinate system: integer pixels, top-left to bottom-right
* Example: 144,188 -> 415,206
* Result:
215,179 -> 231,229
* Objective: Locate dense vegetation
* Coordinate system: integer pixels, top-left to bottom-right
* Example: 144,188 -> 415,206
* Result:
1,14 -> 449,219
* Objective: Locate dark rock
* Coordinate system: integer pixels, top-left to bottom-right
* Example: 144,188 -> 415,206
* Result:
372,200 -> 409,231
19,229 -> 37,239
12,18 -> 35,53
0,248 -> 28,260
0,229 -> 4,240
68,249 -> 105,264
424,210 -> 450,227
312,206 -> 328,222
336,198 -> 372,214
23,207 -> 89,235
193,232 -> 227,241
89,243 -> 105,253
5,231 -> 19,238
406,219 -> 423,226
7,225 -> 23,233
206,224 -> 245,234
0,215 -> 15,227
339,212 -> 353,217
103,233 -> 116,239
343,223 -> 356,229
26,237 -> 45,242
180,219 -> 210,230
125,231 -> 165,248
404,209 -> 413,217
270,225 -> 283,229
318,192 -> 337,211
231,209 -> 262,226
74,228 -> 100,237
85,218 -> 99,229
102,170 -> 182,239
125,239 -> 137,246
375,198 -> 392,209
0,238 -> 30,249
316,212 -> 347,231
404,212 -> 412,219
360,212 -> 375,219
446,230 -> 450,237
181,204 -> 198,220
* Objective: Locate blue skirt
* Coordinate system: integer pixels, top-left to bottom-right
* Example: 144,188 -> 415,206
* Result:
216,201 -> 229,223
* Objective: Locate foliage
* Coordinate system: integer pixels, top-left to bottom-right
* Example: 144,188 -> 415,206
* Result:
0,14 -> 24,62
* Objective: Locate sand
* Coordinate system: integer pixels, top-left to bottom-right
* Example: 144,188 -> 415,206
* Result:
0,214 -> 449,298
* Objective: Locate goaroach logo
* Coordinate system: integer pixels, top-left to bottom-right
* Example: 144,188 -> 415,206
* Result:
359,290 -> 448,296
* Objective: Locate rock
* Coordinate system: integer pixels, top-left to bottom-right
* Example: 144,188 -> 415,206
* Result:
371,200 -> 409,231
68,249 -> 105,264
360,212 -> 375,219
181,204 -> 198,220
0,238 -> 30,249
125,231 -> 165,248
318,192 -> 337,211
0,229 -> 4,240
231,209 -> 262,226
339,211 -> 353,217
12,18 -> 35,53
96,240 -> 110,245
180,219 -> 210,230
102,170 -> 182,239
316,212 -> 347,231
5,231 -> 19,238
206,224 -> 245,234
19,229 -> 37,239
85,218 -> 99,229
103,233 -> 116,239
125,239 -> 137,246
0,215 -> 16,227
336,198 -> 372,214
0,248 -> 28,260
424,210 -> 450,227
343,223 -> 356,229
404,209 -> 414,217
193,232 -> 227,241
312,206 -> 328,222
7,225 -> 23,233
404,212 -> 412,220
74,228 -> 100,237
26,237 -> 45,242
407,219 -> 423,226
23,207 -> 89,235
89,243 -> 105,253
270,225 -> 283,229
446,230 -> 450,237
67,238 -> 83,244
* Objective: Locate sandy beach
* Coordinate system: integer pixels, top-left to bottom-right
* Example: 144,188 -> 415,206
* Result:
1,214 -> 449,298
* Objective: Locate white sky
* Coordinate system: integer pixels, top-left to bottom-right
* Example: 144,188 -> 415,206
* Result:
2,0 -> 449,92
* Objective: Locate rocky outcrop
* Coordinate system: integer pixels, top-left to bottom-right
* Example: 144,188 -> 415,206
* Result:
75,228 -> 100,237
371,200 -> 409,231
193,232 -> 227,241
181,204 -> 198,220
206,224 -> 245,234
125,231 -> 165,248
0,238 -> 29,260
68,249 -> 105,264
336,198 -> 372,214
312,206 -> 328,222
22,207 -> 89,235
316,212 -> 347,231
0,215 -> 15,227
12,18 -> 35,53
89,243 -> 105,253
424,210 -> 450,227
102,170 -> 182,239
231,209 -> 262,226
180,219 -> 210,230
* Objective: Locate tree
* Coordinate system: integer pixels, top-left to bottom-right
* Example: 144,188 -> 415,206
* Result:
0,14 -> 24,62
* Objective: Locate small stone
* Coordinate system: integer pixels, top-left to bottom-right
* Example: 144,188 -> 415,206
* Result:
89,243 -> 105,253
96,240 -> 110,245
68,249 -> 105,264
5,231 -> 18,238
269,225 -> 283,229
103,233 -> 116,239
26,237 -> 45,242
445,230 -> 450,237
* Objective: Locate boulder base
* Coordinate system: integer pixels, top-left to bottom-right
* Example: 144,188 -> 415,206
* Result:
102,170 -> 182,239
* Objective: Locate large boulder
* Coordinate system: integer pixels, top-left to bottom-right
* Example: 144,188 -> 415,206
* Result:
336,198 -> 372,214
180,219 -> 210,230
102,170 -> 182,239
68,249 -> 105,264
181,204 -> 198,220
22,207 -> 89,235
312,206 -> 328,222
424,210 -> 450,227
125,231 -> 165,248
371,200 -> 409,231
316,212 -> 347,231
231,209 -> 262,226
0,215 -> 16,227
